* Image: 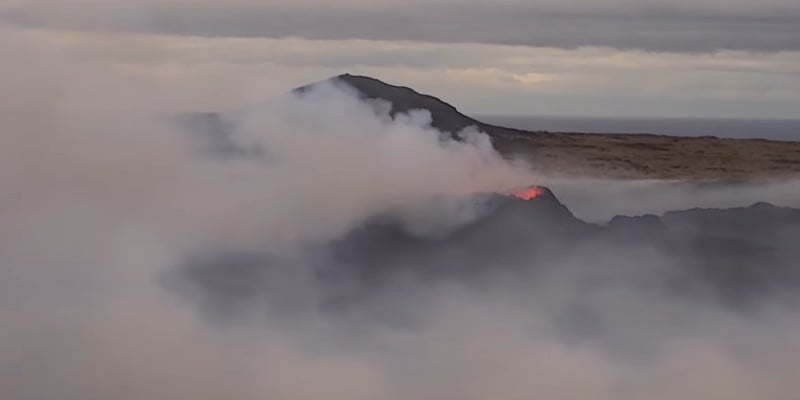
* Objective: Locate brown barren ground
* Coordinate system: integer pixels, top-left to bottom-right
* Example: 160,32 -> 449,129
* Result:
493,132 -> 800,179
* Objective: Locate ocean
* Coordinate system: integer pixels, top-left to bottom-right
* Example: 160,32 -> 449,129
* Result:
479,116 -> 800,142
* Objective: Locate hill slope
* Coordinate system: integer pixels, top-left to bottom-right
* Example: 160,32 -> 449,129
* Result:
296,74 -> 532,137
306,74 -> 800,179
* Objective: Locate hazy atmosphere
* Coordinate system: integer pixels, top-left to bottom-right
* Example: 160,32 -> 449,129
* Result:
2,2 -> 800,400
3,0 -> 800,117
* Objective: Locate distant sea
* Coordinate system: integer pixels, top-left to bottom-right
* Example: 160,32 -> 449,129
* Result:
480,116 -> 800,142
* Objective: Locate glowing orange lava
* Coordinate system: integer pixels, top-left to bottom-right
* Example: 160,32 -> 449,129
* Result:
511,185 -> 545,200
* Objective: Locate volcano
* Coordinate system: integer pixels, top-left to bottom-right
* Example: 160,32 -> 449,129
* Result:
182,185 -> 800,312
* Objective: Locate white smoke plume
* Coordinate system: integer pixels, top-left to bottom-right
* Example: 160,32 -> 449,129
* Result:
2,25 -> 800,400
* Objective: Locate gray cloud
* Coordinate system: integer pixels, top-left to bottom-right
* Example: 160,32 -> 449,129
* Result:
3,0 -> 800,52
9,28 -> 800,118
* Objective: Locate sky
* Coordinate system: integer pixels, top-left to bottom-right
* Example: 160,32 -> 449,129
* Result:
2,0 -> 800,118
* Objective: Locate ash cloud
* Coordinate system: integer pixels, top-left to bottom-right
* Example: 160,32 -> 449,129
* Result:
2,27 -> 800,400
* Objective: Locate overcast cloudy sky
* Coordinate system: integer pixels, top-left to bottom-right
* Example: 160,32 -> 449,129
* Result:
3,0 -> 799,118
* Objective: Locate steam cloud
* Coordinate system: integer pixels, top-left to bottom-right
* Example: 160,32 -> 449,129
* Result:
2,26 -> 800,400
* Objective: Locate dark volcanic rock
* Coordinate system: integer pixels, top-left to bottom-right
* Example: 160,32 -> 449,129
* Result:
180,186 -> 800,314
330,187 -> 592,282
455,187 -> 595,244
608,214 -> 667,234
663,201 -> 800,244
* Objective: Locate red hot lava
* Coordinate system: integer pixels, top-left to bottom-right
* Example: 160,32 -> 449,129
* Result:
511,185 -> 545,200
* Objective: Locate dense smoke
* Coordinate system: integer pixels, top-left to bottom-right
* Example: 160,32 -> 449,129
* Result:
2,27 -> 800,400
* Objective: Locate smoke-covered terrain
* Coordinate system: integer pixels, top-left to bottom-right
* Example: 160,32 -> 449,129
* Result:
3,29 -> 800,400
